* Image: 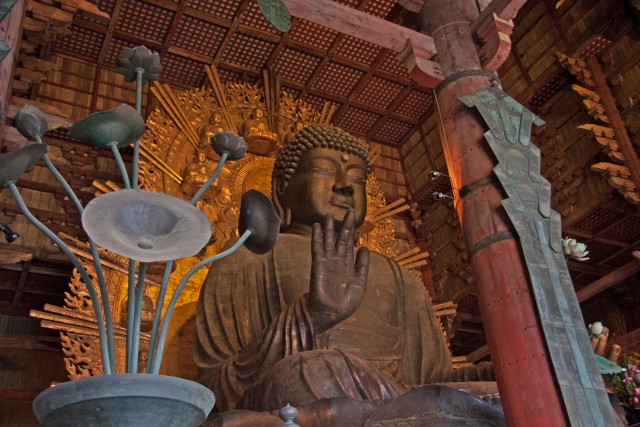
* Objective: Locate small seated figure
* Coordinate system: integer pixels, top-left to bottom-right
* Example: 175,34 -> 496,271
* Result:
181,151 -> 219,200
280,120 -> 305,149
194,124 -> 504,426
238,107 -> 277,155
199,112 -> 225,160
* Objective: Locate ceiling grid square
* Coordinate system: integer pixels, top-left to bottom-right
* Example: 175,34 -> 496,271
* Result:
171,15 -> 226,58
312,61 -> 365,98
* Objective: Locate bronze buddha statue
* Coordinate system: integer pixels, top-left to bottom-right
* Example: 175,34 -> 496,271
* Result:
194,124 -> 504,426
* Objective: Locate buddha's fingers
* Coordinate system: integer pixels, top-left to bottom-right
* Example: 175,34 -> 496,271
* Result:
323,214 -> 335,257
312,223 -> 325,261
336,210 -> 355,259
354,247 -> 370,284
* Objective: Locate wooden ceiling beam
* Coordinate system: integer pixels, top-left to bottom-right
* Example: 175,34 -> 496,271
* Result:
0,336 -> 60,352
0,250 -> 32,266
10,259 -> 31,307
183,7 -> 231,28
0,263 -> 71,277
213,0 -> 251,65
265,19 -> 299,70
565,260 -> 613,277
237,24 -> 282,43
611,327 -> 640,350
576,259 -> 640,303
141,0 -> 179,12
91,0 -> 125,113
96,0 -> 124,65
465,343 -> 490,363
542,0 -> 570,50
72,16 -> 107,33
112,30 -> 162,50
281,0 -> 436,56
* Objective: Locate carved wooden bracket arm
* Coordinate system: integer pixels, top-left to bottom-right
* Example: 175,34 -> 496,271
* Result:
475,13 -> 514,72
280,0 -> 443,88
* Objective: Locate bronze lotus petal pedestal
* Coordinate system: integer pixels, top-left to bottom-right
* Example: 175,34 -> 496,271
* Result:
81,189 -> 212,263
32,374 -> 215,427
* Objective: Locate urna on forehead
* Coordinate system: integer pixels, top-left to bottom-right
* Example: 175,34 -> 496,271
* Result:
273,124 -> 371,182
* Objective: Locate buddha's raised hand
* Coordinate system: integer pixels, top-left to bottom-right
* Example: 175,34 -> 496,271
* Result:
308,210 -> 370,334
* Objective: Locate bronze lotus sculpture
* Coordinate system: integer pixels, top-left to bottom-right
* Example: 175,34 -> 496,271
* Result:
81,189 -> 212,263
8,46 -> 279,427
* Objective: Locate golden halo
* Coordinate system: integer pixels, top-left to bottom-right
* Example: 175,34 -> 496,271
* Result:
230,156 -> 275,210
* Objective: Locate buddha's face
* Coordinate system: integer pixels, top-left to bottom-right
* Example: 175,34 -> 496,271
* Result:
283,147 -> 367,228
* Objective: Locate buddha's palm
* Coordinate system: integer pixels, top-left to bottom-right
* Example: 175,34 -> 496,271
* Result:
309,211 -> 370,334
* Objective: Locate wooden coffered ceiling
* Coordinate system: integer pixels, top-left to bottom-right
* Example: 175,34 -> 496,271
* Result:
52,0 -> 433,146
2,0 -> 640,361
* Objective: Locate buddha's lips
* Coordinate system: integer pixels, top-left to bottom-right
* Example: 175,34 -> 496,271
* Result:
330,197 -> 354,209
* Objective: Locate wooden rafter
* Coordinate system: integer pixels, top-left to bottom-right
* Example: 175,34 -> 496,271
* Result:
576,259 -> 640,303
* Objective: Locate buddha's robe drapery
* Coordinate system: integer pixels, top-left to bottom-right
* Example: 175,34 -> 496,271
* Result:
194,233 -> 453,412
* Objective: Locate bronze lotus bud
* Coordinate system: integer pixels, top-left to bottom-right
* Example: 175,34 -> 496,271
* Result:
116,45 -> 162,83
211,131 -> 247,160
14,105 -> 48,140
238,190 -> 280,255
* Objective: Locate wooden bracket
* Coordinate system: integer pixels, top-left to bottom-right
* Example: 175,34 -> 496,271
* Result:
476,13 -> 514,72
397,38 -> 443,89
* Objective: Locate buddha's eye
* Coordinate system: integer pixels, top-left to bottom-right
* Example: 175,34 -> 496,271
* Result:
349,175 -> 365,185
311,167 -> 336,177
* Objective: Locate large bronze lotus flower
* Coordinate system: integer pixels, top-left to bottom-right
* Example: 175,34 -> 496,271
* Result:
238,190 -> 279,255
69,104 -> 146,149
14,105 -> 48,140
81,189 -> 212,262
116,46 -> 162,83
0,144 -> 48,188
211,131 -> 247,160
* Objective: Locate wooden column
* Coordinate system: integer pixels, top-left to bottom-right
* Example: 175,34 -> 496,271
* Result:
0,0 -> 24,150
418,1 -> 567,425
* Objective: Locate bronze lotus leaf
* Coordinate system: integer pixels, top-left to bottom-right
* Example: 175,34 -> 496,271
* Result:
211,131 -> 247,160
81,189 -> 212,262
0,144 -> 48,188
14,105 -> 48,140
116,45 -> 162,83
69,104 -> 146,149
238,190 -> 280,255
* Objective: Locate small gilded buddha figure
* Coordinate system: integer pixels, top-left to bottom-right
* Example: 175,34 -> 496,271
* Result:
200,112 -> 225,160
238,107 -> 278,155
194,124 -> 504,426
280,120 -> 305,150
181,151 -> 218,200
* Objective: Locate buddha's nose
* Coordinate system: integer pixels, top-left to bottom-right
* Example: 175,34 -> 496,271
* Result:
333,171 -> 354,196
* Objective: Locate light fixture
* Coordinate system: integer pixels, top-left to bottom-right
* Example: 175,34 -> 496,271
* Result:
0,224 -> 20,243
428,171 -> 450,180
430,192 -> 454,203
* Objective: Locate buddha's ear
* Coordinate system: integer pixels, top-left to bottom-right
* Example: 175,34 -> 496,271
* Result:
272,172 -> 292,231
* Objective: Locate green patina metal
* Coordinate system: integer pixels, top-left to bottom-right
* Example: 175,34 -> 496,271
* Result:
257,0 -> 291,33
0,0 -> 20,62
460,87 -> 616,427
